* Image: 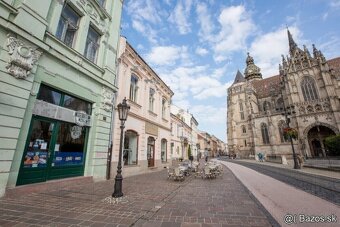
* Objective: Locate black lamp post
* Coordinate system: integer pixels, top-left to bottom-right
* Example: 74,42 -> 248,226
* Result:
275,81 -> 300,169
112,98 -> 130,198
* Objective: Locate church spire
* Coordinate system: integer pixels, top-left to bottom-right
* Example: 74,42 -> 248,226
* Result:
287,28 -> 297,55
233,70 -> 245,84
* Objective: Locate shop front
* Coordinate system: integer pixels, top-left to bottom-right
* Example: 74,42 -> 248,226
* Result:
17,85 -> 92,186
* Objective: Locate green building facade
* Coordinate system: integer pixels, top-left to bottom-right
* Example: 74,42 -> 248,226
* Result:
0,0 -> 123,197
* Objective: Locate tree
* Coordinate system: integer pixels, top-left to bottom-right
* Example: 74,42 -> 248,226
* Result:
188,145 -> 193,161
324,134 -> 340,156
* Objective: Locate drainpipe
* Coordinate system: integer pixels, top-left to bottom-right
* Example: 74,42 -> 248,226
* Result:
106,95 -> 116,180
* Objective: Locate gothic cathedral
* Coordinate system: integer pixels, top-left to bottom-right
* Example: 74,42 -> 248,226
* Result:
227,30 -> 340,160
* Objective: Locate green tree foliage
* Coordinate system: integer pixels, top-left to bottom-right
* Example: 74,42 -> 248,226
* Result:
324,134 -> 340,156
188,145 -> 192,158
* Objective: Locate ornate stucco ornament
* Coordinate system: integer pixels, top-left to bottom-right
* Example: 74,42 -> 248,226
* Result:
102,87 -> 115,112
77,0 -> 108,34
6,35 -> 42,79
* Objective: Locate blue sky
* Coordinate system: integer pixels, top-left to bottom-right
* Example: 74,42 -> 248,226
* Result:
120,0 -> 340,142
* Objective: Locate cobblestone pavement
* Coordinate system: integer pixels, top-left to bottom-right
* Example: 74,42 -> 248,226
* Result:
225,159 -> 340,206
0,163 -> 275,227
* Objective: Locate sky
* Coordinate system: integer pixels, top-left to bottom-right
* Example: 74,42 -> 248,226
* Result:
120,0 -> 340,142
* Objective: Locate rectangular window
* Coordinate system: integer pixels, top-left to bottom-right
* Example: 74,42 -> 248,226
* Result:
162,99 -> 166,118
129,75 -> 138,102
239,103 -> 243,111
56,5 -> 80,48
52,122 -> 86,167
37,85 -> 62,105
37,85 -> 92,114
85,26 -> 100,63
149,88 -> 155,112
240,112 -> 245,120
63,95 -> 92,114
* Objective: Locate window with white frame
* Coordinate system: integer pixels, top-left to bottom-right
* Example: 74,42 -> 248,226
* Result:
84,26 -> 100,63
56,5 -> 80,48
162,98 -> 166,118
129,75 -> 138,102
149,88 -> 155,112
301,77 -> 319,101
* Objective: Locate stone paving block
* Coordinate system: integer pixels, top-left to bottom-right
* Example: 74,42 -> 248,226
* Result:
1,164 -> 275,226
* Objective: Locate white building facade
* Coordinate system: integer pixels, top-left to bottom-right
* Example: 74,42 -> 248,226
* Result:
111,37 -> 174,177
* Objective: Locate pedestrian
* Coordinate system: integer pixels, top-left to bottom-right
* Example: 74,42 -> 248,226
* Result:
258,153 -> 263,162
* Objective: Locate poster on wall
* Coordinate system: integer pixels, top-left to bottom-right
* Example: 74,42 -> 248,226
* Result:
23,151 -> 48,168
53,152 -> 84,166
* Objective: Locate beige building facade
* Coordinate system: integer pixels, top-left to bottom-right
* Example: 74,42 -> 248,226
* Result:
227,30 -> 340,160
170,105 -> 199,160
111,37 -> 173,177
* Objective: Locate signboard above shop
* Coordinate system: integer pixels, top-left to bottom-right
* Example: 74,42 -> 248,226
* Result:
33,100 -> 92,127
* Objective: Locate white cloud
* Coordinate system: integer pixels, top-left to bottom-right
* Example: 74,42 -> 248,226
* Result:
317,35 -> 340,59
193,80 -> 232,100
146,45 -> 188,65
190,105 -> 226,124
249,26 -> 302,77
214,6 -> 255,53
126,0 -> 162,24
330,0 -> 340,8
196,2 -> 215,42
196,5 -> 255,63
211,66 -> 228,79
195,47 -> 209,56
168,0 -> 193,34
322,12 -> 329,21
131,20 -> 158,44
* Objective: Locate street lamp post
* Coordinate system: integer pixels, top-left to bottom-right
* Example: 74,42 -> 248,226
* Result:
112,98 -> 130,198
275,81 -> 300,169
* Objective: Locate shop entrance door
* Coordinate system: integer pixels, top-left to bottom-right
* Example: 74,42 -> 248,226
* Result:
147,137 -> 155,167
17,117 -> 87,186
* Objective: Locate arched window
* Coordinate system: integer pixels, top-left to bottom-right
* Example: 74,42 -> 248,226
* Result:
129,74 -> 138,102
261,123 -> 270,144
301,77 -> 318,101
123,130 -> 138,165
161,139 -> 167,162
263,101 -> 271,111
242,125 -> 246,133
278,120 -> 288,143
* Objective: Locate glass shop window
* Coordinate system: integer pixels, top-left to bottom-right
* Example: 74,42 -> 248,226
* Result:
37,85 -> 62,105
52,122 -> 86,167
63,95 -> 92,114
37,85 -> 92,114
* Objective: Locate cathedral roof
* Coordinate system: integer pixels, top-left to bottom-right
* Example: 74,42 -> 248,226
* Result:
251,75 -> 281,98
233,70 -> 246,84
250,57 -> 340,99
328,57 -> 340,77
